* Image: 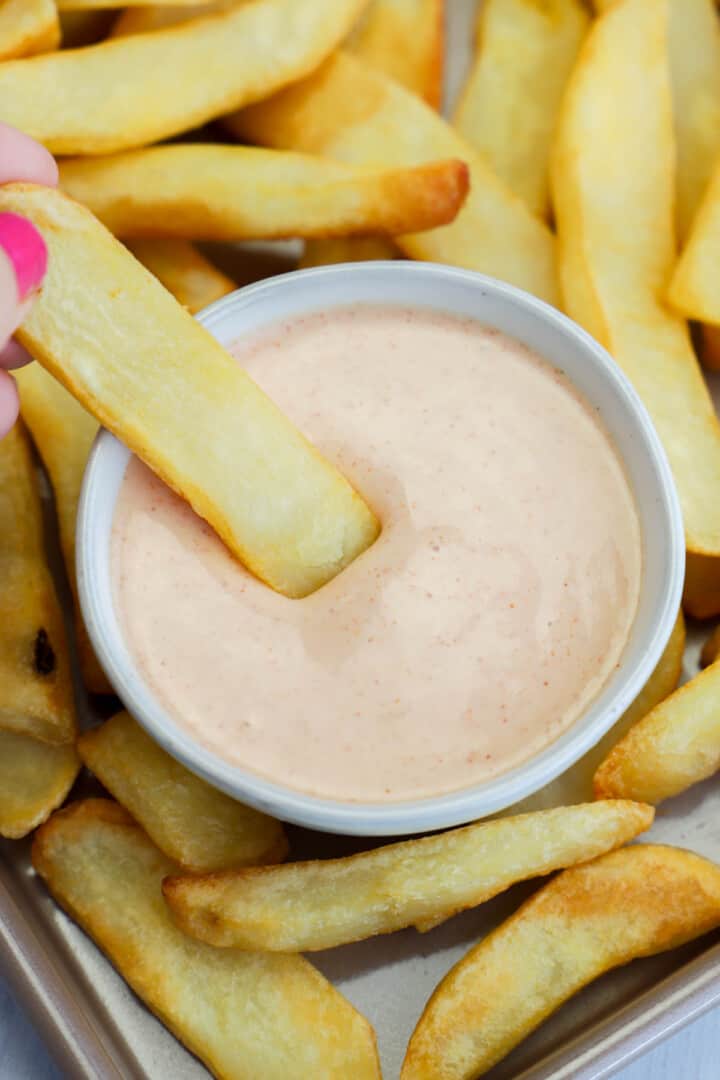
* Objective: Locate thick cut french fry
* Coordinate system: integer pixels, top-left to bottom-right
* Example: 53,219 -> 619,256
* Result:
701,623 -> 720,667
0,423 -> 76,744
402,845 -> 720,1080
0,0 -> 59,60
594,661 -> 720,804
300,237 -> 396,269
59,145 -> 468,241
233,51 -> 559,304
669,159 -> 720,325
59,0 -> 215,8
32,800 -> 381,1080
16,365 -> 109,695
504,612 -> 685,814
126,240 -> 235,314
348,0 -> 443,108
78,712 -> 287,873
0,0 -> 369,155
668,0 -> 720,242
1,184 -> 379,599
0,734 -> 79,840
112,2 -> 240,36
552,0 -> 720,570
162,801 -> 653,951
454,0 -> 588,219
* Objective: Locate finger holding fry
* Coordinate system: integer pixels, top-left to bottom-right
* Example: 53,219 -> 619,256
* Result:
402,845 -> 720,1080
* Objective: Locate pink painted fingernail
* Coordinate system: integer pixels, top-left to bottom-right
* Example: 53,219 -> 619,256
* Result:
0,212 -> 48,301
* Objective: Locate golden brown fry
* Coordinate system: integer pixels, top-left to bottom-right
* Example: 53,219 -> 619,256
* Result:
126,240 -> 235,315
701,624 -> 720,667
348,0 -> 443,108
1,184 -> 379,599
112,1 -> 240,37
16,365 -> 109,695
0,0 -> 59,61
668,0 -> 720,242
505,612 -> 685,814
402,845 -> 720,1080
59,144 -> 468,241
233,51 -> 559,304
594,661 -> 720,804
454,0 -> 588,219
0,0 -> 369,155
163,800 -> 653,951
552,0 -> 720,573
0,734 -> 79,840
78,712 -> 287,873
0,423 -> 76,744
299,237 -> 397,269
33,800 -> 382,1080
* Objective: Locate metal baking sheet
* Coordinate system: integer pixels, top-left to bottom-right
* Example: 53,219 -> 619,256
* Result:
3,3 -> 720,1077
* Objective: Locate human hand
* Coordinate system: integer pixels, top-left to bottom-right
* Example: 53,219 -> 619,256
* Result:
0,123 -> 58,437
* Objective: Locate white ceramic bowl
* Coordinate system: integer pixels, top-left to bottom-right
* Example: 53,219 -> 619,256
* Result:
77,262 -> 684,836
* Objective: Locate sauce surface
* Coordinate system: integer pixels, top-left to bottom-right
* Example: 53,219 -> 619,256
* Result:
111,306 -> 641,802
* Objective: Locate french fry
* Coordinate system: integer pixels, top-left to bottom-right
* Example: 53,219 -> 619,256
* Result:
552,0 -> 720,588
58,144 -> 468,241
0,423 -> 76,744
112,1 -> 240,37
300,237 -> 397,269
126,240 -> 235,315
348,0 -> 443,108
669,160 -> 720,325
453,0 -> 588,219
59,0 -> 216,8
162,800 -> 653,951
0,0 -> 59,61
78,712 -> 287,873
16,364 -> 109,695
32,800 -> 382,1080
0,184 -> 380,599
0,734 -> 79,840
301,0 -> 444,270
594,661 -> 720,804
701,624 -> 720,667
401,845 -> 720,1080
505,612 -> 685,814
233,51 -> 559,305
0,0 -> 369,155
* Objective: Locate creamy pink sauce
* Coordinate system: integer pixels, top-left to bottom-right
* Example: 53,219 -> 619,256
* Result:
111,306 -> 641,803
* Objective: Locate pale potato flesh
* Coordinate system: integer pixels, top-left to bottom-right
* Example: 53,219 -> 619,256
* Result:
58,144 -> 469,241
162,801 -> 653,951
32,800 -> 381,1080
78,712 -> 287,873
125,239 -> 235,315
552,0 -> 720,566
0,0 -> 59,61
0,423 -> 76,744
402,845 -> 720,1080
1,184 -> 380,599
0,733 -> 79,840
16,364 -> 109,695
669,157 -> 720,324
454,0 -> 588,219
0,0 -> 369,155
232,51 -> 559,305
594,660 -> 720,805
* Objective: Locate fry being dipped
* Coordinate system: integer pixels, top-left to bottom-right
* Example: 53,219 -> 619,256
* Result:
0,183 -> 379,598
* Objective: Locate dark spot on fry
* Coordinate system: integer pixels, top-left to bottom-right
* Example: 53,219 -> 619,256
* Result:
34,629 -> 56,676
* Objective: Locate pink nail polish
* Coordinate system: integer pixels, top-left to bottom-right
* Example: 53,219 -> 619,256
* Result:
0,212 -> 48,302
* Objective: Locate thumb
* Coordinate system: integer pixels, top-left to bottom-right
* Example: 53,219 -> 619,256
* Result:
0,212 -> 48,349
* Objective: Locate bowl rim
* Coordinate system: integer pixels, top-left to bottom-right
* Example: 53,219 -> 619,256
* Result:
77,261 -> 685,836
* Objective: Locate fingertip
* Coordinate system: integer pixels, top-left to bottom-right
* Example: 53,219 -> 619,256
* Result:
0,124 -> 58,188
0,370 -> 19,439
0,339 -> 33,370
